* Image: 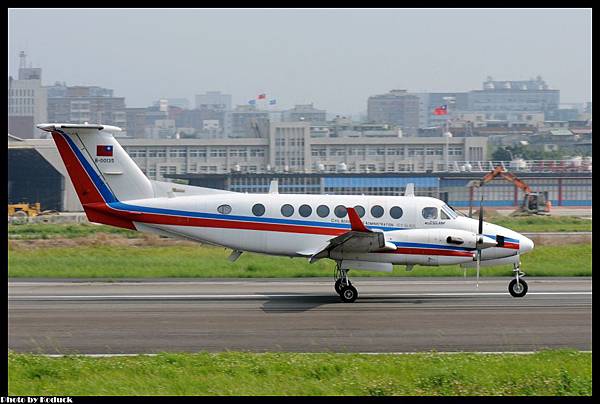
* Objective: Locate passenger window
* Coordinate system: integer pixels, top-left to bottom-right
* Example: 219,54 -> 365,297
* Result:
281,204 -> 294,217
299,204 -> 312,217
390,206 -> 403,219
422,207 -> 438,219
441,210 -> 450,220
354,205 -> 365,218
371,205 -> 384,218
317,205 -> 330,218
334,205 -> 347,218
252,203 -> 265,217
217,204 -> 232,215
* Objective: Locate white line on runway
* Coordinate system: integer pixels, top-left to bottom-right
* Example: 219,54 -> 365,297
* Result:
8,279 -> 591,287
35,350 -> 593,357
8,291 -> 592,300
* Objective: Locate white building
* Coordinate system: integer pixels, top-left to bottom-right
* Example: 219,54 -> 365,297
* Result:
8,52 -> 47,139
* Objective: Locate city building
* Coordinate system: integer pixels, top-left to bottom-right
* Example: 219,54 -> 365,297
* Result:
9,134 -> 591,212
227,105 -> 270,138
153,98 -> 190,110
467,76 -> 560,119
283,104 -> 327,123
47,83 -> 127,130
195,91 -> 232,111
124,107 -> 148,138
367,90 -> 420,135
8,52 -> 48,138
174,109 -> 227,137
413,92 -> 469,129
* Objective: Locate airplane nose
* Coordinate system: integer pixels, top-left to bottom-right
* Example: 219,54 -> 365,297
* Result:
519,236 -> 534,253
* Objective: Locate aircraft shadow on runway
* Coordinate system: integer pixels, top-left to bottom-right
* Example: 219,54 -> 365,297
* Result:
259,293 -> 476,313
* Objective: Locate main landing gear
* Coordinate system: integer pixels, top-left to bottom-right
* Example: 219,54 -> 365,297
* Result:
334,265 -> 358,303
508,261 -> 528,298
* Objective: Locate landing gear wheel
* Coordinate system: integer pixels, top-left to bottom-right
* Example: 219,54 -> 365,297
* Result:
508,278 -> 528,297
334,279 -> 352,295
334,279 -> 342,294
340,285 -> 358,303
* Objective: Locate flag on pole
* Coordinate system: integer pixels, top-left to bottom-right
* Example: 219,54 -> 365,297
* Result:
433,105 -> 448,115
269,99 -> 276,105
248,99 -> 256,105
257,93 -> 266,100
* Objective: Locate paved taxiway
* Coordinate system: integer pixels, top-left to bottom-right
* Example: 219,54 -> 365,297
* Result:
8,277 -> 591,354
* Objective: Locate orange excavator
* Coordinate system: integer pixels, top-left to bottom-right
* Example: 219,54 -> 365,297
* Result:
469,166 -> 551,216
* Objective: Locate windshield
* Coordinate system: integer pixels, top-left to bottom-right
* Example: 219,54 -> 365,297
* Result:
441,204 -> 459,219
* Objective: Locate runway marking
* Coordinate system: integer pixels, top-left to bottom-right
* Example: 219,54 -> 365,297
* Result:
8,279 -> 591,287
8,291 -> 592,300
34,350 -> 593,357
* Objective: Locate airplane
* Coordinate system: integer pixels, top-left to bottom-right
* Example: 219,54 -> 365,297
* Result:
37,123 -> 534,303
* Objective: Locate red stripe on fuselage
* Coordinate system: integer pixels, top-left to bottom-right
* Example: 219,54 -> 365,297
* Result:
87,204 -> 479,257
88,203 -> 347,236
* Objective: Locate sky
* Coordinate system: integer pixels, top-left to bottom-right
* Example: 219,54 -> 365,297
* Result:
8,8 -> 592,116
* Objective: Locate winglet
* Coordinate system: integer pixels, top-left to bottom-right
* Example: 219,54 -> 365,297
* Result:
346,207 -> 370,232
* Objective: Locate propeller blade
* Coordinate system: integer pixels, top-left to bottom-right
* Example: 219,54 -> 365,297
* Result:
476,250 -> 480,288
478,192 -> 484,235
476,190 -> 483,288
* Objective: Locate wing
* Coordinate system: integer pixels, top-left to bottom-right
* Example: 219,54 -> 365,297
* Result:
302,207 -> 396,263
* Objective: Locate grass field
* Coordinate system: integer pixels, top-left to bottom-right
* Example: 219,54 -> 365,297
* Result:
7,214 -> 592,240
486,215 -> 591,233
8,350 -> 591,396
8,242 -> 591,278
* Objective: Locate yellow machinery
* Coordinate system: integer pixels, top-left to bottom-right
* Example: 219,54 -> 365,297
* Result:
469,166 -> 551,217
8,202 -> 41,218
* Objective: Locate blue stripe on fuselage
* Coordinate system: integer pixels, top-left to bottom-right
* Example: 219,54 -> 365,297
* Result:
392,241 -> 475,251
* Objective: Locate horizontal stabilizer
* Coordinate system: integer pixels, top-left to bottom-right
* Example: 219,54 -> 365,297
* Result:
37,123 -> 122,133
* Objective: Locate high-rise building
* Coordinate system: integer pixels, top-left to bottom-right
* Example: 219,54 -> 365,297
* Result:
195,91 -> 232,111
47,83 -> 127,130
8,52 -> 48,139
367,90 -> 419,135
468,76 -> 560,119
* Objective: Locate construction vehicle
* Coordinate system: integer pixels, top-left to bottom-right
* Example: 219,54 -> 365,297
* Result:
468,166 -> 551,216
8,202 -> 42,218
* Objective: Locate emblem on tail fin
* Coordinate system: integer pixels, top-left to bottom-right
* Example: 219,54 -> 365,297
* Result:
96,145 -> 114,156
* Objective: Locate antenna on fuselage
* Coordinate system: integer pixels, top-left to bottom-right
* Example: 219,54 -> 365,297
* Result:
269,180 -> 279,194
404,183 -> 415,197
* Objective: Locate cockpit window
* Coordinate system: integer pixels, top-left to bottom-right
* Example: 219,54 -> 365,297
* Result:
446,203 -> 467,217
422,207 -> 438,219
441,204 -> 457,219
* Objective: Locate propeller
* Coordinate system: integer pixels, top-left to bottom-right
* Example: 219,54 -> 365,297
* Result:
475,191 -> 484,288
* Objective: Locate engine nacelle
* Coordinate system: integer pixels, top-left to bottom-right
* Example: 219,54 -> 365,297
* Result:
385,228 -> 482,249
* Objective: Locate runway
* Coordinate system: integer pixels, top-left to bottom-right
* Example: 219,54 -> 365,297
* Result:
8,277 -> 591,354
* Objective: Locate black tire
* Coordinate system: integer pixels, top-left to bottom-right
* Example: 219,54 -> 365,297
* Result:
508,278 -> 528,298
340,285 -> 358,303
334,279 -> 351,295
334,279 -> 342,295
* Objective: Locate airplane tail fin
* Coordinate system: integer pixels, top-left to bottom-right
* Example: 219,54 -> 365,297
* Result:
38,123 -> 155,229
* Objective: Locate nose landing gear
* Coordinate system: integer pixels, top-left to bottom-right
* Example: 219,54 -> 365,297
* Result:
508,261 -> 528,297
334,265 -> 358,303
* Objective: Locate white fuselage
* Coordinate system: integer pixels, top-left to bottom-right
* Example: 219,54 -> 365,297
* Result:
115,192 -> 533,268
